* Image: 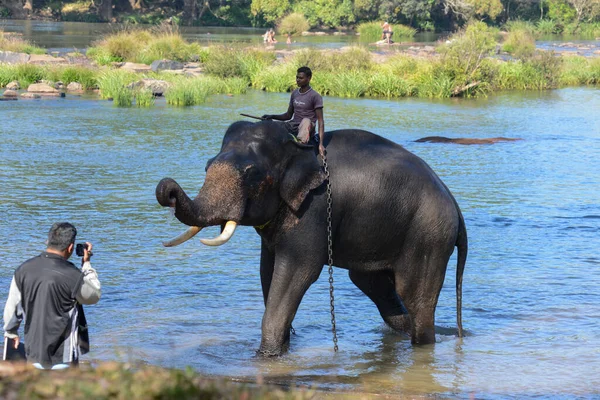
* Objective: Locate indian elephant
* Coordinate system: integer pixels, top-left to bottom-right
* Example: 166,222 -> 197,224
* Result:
155,120 -> 468,356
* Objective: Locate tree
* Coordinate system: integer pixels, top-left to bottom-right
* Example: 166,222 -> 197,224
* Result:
0,0 -> 29,18
251,0 -> 290,24
96,0 -> 112,21
440,0 -> 503,21
566,0 -> 600,29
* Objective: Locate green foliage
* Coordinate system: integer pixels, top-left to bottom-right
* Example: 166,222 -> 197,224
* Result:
203,47 -> 273,80
0,30 -> 46,54
357,21 -> 383,43
292,47 -> 372,72
96,70 -> 139,100
394,24 -> 418,38
502,29 -> 536,58
58,66 -> 97,89
537,19 -> 560,34
165,78 -> 211,106
294,0 -> 355,28
366,71 -> 414,97
439,21 -> 499,85
252,63 -> 297,92
505,20 -> 537,35
223,77 -> 250,94
547,0 -> 577,22
113,88 -> 134,107
251,0 -> 291,24
134,88 -> 155,107
277,13 -> 310,35
88,28 -> 202,65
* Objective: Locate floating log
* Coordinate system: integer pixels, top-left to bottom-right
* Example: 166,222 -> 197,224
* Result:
415,136 -> 522,145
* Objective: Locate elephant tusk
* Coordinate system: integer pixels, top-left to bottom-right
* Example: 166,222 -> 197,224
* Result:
200,221 -> 237,246
163,226 -> 202,247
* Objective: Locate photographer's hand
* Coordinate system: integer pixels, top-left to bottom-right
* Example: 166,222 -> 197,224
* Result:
83,242 -> 93,263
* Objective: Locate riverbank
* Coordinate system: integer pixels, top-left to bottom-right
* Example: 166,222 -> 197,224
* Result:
1,22 -> 600,104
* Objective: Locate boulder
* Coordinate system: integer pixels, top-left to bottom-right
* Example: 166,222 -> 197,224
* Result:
67,82 -> 84,92
20,93 -> 41,99
151,59 -> 184,72
120,62 -> 152,73
0,51 -> 30,64
6,81 -> 20,90
2,90 -> 18,98
28,54 -> 66,64
27,83 -> 59,94
127,79 -> 171,96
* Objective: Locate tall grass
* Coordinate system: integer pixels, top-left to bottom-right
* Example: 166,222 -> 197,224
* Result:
134,88 -> 155,107
502,29 -> 536,58
0,29 -> 46,54
357,22 -> 383,42
87,25 -> 203,65
96,69 -> 139,99
277,13 -> 310,36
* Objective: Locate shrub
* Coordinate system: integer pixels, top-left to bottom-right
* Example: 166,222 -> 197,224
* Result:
252,63 -> 296,92
0,29 -> 46,54
59,66 -> 98,89
502,29 -> 536,58
438,21 -> 499,85
292,47 -> 372,73
134,88 -> 155,107
96,69 -> 139,100
366,71 -> 413,97
277,13 -> 309,36
536,19 -> 558,35
203,47 -> 243,78
357,21 -> 383,43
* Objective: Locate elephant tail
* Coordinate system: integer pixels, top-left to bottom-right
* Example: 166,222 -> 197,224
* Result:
455,206 -> 468,338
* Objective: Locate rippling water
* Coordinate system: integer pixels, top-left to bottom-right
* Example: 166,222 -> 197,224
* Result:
1,88 -> 599,398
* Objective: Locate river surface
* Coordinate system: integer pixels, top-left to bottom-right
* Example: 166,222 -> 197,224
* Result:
0,88 -> 599,399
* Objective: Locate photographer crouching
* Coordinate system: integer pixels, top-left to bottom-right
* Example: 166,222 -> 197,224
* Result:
3,222 -> 101,369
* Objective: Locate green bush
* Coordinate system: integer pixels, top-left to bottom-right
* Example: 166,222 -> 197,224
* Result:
96,69 -> 139,100
357,21 -> 383,42
292,47 -> 372,73
277,13 -> 310,36
59,66 -> 98,89
134,88 -> 155,107
366,72 -> 413,97
203,47 -> 244,78
439,21 -> 499,86
536,19 -> 558,35
502,29 -> 536,58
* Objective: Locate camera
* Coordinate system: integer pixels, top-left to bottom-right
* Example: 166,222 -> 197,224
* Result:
75,243 -> 88,257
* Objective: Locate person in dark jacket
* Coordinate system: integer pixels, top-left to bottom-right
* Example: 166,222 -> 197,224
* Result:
3,222 -> 101,369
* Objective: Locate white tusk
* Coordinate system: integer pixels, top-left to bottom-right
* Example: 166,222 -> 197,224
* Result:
200,221 -> 237,246
163,226 -> 201,247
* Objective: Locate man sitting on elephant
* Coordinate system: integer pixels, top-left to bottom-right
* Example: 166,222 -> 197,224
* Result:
262,66 -> 326,158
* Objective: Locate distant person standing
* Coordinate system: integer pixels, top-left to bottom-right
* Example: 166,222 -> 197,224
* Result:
381,22 -> 390,41
269,28 -> 277,44
3,222 -> 101,369
261,66 -> 325,158
263,29 -> 270,43
286,33 -> 292,45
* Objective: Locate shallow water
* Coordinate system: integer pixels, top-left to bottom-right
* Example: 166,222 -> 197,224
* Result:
0,88 -> 599,399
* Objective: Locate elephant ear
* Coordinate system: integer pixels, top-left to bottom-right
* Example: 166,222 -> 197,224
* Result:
280,140 -> 327,212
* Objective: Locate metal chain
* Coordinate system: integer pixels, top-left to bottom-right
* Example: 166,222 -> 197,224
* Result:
322,152 -> 338,352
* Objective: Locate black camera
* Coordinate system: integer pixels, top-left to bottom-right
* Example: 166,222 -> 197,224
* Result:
75,243 -> 88,257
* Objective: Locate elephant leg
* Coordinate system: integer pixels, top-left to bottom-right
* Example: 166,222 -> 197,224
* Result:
348,270 -> 411,335
258,256 -> 322,356
259,238 -> 274,306
394,252 -> 450,345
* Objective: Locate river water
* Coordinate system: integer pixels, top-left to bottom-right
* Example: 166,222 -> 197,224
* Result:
0,88 -> 599,398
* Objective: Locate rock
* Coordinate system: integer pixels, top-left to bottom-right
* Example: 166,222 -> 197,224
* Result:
151,59 -> 184,72
415,136 -> 522,145
0,51 -> 30,64
67,82 -> 83,92
6,81 -> 20,90
3,90 -> 18,98
111,62 -> 125,68
120,62 -> 152,73
20,93 -> 41,99
27,83 -> 59,93
28,54 -> 66,64
127,79 -> 171,96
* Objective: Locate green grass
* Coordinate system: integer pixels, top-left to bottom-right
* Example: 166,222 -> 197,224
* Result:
134,88 -> 155,107
0,29 -> 46,54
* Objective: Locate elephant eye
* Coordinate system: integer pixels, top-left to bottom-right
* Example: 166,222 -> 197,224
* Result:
243,165 -> 263,184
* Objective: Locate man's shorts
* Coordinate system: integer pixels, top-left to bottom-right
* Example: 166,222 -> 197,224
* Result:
283,118 -> 316,144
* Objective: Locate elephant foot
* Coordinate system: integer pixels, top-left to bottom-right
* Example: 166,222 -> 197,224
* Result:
385,314 -> 412,336
257,342 -> 289,357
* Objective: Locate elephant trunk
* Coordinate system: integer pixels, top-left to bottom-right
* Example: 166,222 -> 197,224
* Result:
156,164 -> 246,246
156,177 -> 208,228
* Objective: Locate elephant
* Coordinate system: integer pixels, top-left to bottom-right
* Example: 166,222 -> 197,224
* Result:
155,120 -> 468,356
415,136 -> 522,145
